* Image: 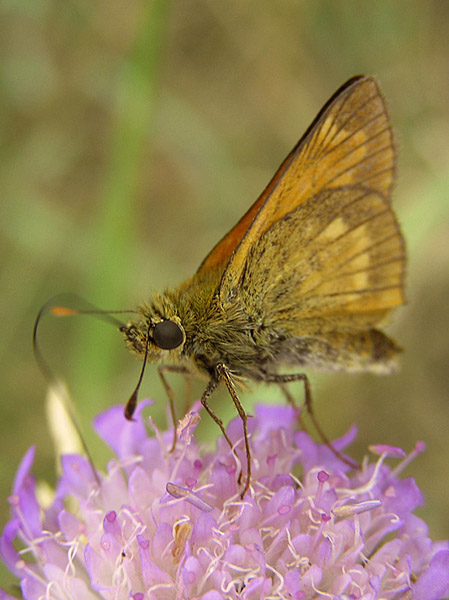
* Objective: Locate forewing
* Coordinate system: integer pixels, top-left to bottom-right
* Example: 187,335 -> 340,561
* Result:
217,75 -> 395,300
239,186 -> 405,330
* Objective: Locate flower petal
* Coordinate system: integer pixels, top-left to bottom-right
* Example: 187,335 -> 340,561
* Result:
412,549 -> 449,600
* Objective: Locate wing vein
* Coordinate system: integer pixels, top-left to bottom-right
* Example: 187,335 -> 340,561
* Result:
325,144 -> 393,187
305,283 -> 401,300
322,91 -> 379,151
311,92 -> 381,159
321,119 -> 390,164
327,255 -> 405,280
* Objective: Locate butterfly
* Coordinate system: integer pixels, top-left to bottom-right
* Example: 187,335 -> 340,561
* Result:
49,75 -> 406,497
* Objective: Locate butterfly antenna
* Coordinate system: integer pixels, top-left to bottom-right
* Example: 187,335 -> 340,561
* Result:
33,306 -> 102,485
33,294 -> 137,487
44,293 -> 136,327
124,323 -> 151,421
33,294 -> 137,384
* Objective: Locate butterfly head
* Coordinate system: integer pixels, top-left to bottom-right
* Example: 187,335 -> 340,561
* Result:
120,296 -> 185,364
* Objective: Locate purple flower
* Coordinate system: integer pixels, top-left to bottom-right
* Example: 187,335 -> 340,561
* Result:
1,401 -> 449,599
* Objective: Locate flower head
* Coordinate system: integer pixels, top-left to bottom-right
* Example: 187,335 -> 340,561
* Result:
1,401 -> 449,600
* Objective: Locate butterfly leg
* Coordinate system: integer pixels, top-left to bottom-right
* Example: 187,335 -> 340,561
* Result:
199,375 -> 233,448
158,364 -> 190,452
265,372 -> 358,469
277,382 -> 308,432
200,375 -> 245,490
215,363 -> 252,498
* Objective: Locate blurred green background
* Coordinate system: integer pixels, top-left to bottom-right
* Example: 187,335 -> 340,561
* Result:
1,0 -> 449,589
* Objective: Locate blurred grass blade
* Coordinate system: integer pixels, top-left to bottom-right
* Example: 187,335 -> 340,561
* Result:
71,0 -> 171,405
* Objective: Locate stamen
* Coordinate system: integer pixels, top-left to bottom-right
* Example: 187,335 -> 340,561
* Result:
332,499 -> 382,518
391,441 -> 426,478
369,443 -> 406,458
166,482 -> 213,512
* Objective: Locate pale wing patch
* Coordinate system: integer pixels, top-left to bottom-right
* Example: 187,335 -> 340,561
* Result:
239,187 -> 405,326
317,216 -> 348,242
303,222 -> 374,295
302,214 -> 404,315
307,120 -> 369,189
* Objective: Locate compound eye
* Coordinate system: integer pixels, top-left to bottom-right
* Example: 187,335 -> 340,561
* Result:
153,320 -> 184,350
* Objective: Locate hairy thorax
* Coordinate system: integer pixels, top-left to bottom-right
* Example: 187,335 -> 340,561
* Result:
122,272 -> 286,383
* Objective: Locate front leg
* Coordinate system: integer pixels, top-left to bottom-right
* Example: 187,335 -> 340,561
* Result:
199,374 -> 234,452
158,364 -> 190,452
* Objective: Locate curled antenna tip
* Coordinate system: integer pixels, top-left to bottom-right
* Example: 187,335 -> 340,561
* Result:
125,391 -> 138,421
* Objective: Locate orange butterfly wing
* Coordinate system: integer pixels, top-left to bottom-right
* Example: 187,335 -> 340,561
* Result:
195,76 -> 396,301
